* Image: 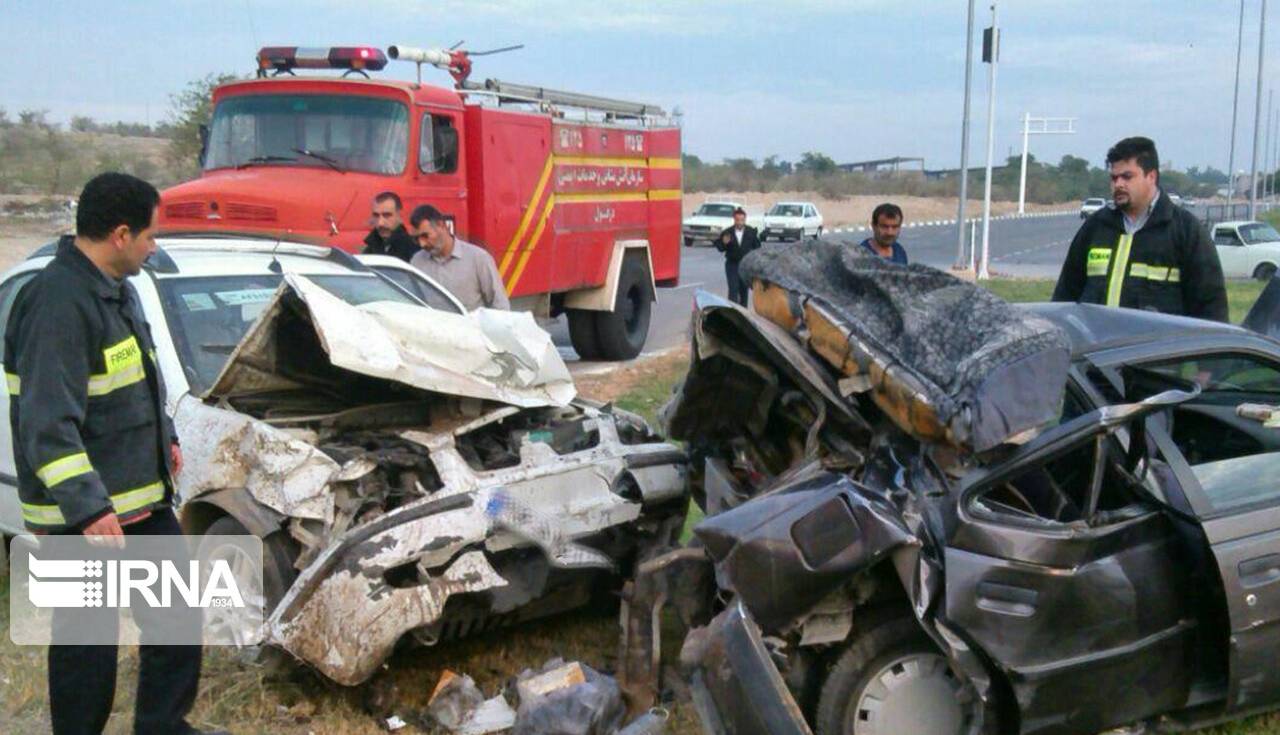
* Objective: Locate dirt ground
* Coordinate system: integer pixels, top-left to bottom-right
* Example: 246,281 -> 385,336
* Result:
685,191 -> 1073,227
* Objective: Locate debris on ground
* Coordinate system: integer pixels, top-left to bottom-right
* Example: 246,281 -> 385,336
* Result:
512,660 -> 625,735
383,714 -> 407,731
426,669 -> 517,735
615,708 -> 669,735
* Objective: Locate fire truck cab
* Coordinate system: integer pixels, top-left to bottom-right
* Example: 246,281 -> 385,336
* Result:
159,45 -> 682,360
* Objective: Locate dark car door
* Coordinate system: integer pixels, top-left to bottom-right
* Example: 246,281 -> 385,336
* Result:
1120,351 -> 1280,712
944,391 -> 1200,735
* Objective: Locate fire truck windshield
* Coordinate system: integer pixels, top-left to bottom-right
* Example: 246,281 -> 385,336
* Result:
204,94 -> 410,175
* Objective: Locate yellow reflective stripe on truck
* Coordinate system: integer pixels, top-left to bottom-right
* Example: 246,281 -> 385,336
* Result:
35,452 -> 94,488
1105,234 -> 1134,307
87,336 -> 145,397
21,480 -> 165,526
5,371 -> 19,396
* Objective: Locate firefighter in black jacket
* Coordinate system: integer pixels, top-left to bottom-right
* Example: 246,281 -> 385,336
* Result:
716,206 -> 761,306
1053,136 -> 1227,322
6,173 -> 220,734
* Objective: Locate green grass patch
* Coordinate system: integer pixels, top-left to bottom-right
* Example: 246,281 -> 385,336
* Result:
979,277 -> 1265,325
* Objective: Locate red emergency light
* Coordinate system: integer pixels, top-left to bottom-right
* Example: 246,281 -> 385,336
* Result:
256,46 -> 388,75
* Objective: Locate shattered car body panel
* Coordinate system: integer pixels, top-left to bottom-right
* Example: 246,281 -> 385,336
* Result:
209,274 -> 575,408
175,275 -> 687,685
625,269 -> 1280,734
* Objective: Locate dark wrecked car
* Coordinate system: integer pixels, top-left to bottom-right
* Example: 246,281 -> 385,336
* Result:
619,240 -> 1280,735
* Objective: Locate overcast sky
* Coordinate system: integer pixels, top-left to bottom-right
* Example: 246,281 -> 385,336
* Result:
0,1 -> 1268,171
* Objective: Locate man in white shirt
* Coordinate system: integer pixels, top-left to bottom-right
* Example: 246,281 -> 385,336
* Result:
408,205 -> 510,311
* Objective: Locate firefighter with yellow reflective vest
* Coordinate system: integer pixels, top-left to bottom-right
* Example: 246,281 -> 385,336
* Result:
1052,136 -> 1228,322
5,173 -> 220,735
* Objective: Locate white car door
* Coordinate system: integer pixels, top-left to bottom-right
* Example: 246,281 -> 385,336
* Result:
0,267 -> 43,535
1213,226 -> 1249,278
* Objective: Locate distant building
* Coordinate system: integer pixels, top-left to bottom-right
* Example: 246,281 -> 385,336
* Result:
837,156 -> 926,177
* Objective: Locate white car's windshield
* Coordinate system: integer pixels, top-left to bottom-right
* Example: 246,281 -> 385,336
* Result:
1240,223 -> 1280,245
1084,199 -> 1105,206
156,273 -> 418,394
696,204 -> 737,217
204,94 -> 410,175
769,204 -> 805,217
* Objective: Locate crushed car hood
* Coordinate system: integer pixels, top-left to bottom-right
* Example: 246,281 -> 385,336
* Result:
206,273 -> 575,408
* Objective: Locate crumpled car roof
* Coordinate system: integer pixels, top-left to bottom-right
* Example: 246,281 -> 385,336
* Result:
207,273 -> 575,408
739,240 -> 1071,452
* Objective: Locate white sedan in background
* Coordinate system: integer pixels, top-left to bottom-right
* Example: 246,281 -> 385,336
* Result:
1211,220 -> 1280,280
761,201 -> 823,241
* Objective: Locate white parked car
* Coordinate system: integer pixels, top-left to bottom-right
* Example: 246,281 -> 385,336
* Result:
1212,220 -> 1280,280
0,236 -> 688,685
1080,197 -> 1108,219
682,201 -> 763,247
761,202 -> 823,242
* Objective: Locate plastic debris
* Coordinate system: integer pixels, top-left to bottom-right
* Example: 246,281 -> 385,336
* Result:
428,670 -> 486,730
617,708 -> 670,735
384,715 -> 407,731
512,660 -> 625,735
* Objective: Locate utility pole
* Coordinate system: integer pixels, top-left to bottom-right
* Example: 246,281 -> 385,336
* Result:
1251,0 -> 1268,220
1018,115 -> 1076,214
1229,0 -> 1245,209
978,3 -> 999,280
1268,90 -> 1276,206
954,0 -> 977,269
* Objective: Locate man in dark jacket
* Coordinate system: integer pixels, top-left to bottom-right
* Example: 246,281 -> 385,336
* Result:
716,206 -> 761,306
6,173 -> 221,735
1052,137 -> 1227,322
362,191 -> 417,262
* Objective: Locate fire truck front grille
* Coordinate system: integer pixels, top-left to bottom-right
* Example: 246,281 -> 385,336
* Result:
165,202 -> 204,220
225,203 -> 279,222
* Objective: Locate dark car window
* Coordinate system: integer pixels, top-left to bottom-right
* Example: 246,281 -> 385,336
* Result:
1191,452 -> 1280,513
157,273 -> 418,394
371,266 -> 463,314
1142,354 -> 1280,394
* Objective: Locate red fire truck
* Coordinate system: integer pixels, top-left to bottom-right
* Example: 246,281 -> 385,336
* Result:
158,45 -> 682,360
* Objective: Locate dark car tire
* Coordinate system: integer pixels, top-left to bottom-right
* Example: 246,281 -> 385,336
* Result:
592,255 -> 652,361
815,226 -> 824,239
567,308 -> 602,361
1254,262 -> 1277,281
200,515 -> 297,614
684,236 -> 694,248
815,616 -> 998,735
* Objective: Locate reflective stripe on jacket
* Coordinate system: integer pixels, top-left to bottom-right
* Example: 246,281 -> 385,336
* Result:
4,237 -> 177,531
1051,193 -> 1228,322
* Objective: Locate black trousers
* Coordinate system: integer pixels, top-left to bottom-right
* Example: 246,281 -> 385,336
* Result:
48,508 -> 202,735
725,260 -> 749,307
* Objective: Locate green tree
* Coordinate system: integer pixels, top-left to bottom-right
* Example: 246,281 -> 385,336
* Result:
165,72 -> 239,180
70,116 -> 96,133
796,151 -> 837,176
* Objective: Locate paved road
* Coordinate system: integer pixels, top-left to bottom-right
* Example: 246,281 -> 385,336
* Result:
555,211 -> 1089,366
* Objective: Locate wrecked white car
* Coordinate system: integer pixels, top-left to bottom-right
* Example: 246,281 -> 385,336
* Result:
0,237 -> 689,685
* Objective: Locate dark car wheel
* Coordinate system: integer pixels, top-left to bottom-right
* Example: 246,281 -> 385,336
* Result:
1254,262 -> 1277,281
592,255 -> 652,360
815,616 -> 996,735
684,236 -> 694,248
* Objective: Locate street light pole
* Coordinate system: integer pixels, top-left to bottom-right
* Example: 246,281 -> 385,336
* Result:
1018,112 -> 1030,214
978,3 -> 998,280
955,0 -> 977,269
1229,0 -> 1245,210
1250,0 -> 1267,220
1267,90 -> 1275,206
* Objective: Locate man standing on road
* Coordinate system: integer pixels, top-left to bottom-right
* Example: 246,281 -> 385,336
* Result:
6,173 -> 222,735
362,191 -> 418,262
716,206 -> 760,306
860,203 -> 909,264
409,204 -> 510,311
1052,137 -> 1227,321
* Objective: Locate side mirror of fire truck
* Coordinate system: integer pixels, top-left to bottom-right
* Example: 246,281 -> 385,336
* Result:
197,124 -> 210,167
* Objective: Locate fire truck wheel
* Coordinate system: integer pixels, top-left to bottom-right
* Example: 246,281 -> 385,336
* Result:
593,255 -> 652,360
567,309 -> 602,361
